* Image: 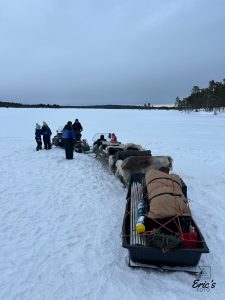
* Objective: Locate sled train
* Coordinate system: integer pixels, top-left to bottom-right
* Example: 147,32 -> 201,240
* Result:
93,133 -> 209,273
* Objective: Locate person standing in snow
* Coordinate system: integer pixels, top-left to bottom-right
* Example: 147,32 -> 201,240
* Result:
35,123 -> 42,151
62,121 -> 76,159
72,119 -> 83,141
42,122 -> 52,150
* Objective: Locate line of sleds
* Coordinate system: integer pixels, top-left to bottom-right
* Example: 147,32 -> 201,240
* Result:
52,128 -> 91,153
93,133 -> 209,275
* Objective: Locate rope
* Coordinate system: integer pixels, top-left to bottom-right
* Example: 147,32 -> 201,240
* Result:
146,176 -> 182,188
120,180 -> 204,252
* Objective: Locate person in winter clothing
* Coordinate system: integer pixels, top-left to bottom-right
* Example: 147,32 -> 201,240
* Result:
72,119 -> 83,141
42,122 -> 52,150
62,121 -> 76,159
111,133 -> 117,142
93,134 -> 106,147
35,123 -> 42,151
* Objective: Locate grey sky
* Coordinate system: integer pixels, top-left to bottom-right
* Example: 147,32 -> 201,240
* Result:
0,0 -> 225,105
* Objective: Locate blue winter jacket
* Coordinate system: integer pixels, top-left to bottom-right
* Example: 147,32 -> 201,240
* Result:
62,129 -> 76,140
35,129 -> 42,138
42,127 -> 52,136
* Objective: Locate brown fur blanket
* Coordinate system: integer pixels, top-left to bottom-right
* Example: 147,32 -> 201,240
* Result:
109,150 -> 152,171
122,156 -> 172,170
115,155 -> 173,186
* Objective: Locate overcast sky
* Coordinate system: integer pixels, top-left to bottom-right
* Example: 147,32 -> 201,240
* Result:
0,0 -> 225,105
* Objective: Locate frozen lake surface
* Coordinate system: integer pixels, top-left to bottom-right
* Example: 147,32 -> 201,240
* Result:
0,108 -> 224,299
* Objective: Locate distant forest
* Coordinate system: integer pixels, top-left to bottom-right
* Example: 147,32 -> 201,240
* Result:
0,102 -> 61,108
0,101 -> 174,110
175,78 -> 225,111
1,77 -> 225,111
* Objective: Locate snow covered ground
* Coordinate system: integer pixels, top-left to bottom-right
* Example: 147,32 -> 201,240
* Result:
0,108 -> 224,300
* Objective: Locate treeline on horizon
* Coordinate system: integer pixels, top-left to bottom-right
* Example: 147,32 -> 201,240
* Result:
0,101 -> 174,110
175,78 -> 225,111
2,77 -> 225,111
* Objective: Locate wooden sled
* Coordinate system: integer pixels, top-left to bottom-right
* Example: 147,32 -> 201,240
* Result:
93,133 -> 123,168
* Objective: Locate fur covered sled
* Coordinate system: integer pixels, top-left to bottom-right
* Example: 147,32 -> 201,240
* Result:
93,134 -> 173,187
93,133 -> 147,170
93,140 -> 123,167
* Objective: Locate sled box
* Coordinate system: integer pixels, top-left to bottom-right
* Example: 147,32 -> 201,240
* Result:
122,173 -> 209,267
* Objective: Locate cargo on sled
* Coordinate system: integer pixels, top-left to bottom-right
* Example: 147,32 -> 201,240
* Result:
121,171 -> 209,271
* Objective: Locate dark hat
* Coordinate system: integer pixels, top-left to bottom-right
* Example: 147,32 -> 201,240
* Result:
67,121 -> 72,125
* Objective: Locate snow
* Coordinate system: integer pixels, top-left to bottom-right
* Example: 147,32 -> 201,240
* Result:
0,108 -> 224,299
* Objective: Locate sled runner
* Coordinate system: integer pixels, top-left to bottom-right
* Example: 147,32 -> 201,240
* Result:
121,173 -> 209,269
127,258 -> 206,276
